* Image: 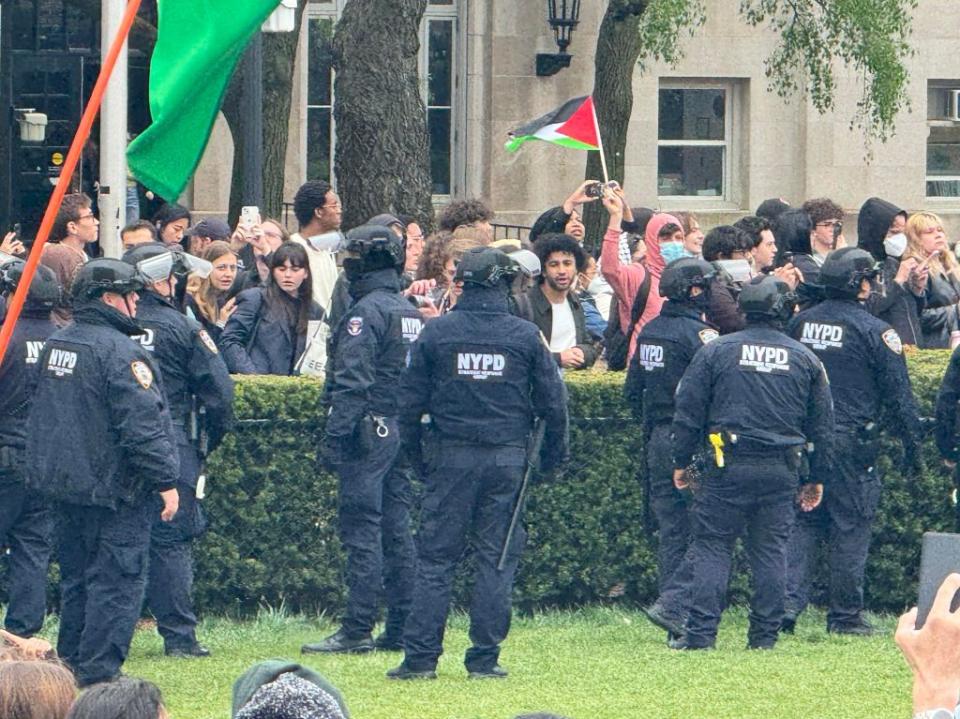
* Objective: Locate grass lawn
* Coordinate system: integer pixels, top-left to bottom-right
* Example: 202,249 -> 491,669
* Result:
79,606 -> 917,719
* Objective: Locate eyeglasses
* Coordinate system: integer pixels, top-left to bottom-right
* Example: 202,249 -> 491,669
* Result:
816,221 -> 842,230
76,212 -> 97,222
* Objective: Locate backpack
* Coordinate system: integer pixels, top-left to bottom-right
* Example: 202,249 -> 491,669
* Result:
603,271 -> 652,371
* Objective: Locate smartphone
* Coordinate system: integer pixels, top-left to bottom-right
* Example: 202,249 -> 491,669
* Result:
240,206 -> 260,229
916,531 -> 960,628
584,182 -> 605,199
12,223 -> 20,240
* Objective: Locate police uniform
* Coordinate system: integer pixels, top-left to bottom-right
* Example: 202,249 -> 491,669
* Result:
936,347 -> 960,530
303,226 -> 424,654
0,264 -> 60,637
25,259 -> 179,686
389,248 -> 568,679
624,258 -> 718,633
672,276 -> 835,649
785,249 -> 921,633
127,250 -> 234,655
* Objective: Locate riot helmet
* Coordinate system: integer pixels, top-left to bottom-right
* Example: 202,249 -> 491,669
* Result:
341,224 -> 405,281
738,275 -> 796,322
659,257 -> 716,302
71,258 -> 146,303
0,261 -> 62,310
122,242 -> 212,285
454,247 -> 518,289
819,247 -> 882,299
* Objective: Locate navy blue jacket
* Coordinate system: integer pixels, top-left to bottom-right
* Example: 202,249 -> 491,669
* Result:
934,345 -> 960,461
625,301 -> 718,427
220,287 -> 324,375
789,299 -> 921,452
672,322 -> 835,478
24,302 -> 179,509
323,269 -> 425,442
132,291 -> 234,451
398,285 -> 569,458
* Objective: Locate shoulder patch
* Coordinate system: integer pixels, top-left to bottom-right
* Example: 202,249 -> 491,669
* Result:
698,328 -> 719,345
346,317 -> 364,337
881,328 -> 903,355
131,360 -> 154,389
198,329 -> 218,354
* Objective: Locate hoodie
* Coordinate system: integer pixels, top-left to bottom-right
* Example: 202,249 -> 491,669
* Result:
856,197 -> 906,262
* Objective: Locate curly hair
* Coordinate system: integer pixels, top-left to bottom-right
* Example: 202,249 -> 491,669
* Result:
533,233 -> 587,274
292,180 -> 333,228
802,197 -> 844,225
702,226 -> 752,262
52,193 -> 92,242
416,231 -> 453,284
733,215 -> 772,248
437,199 -> 493,232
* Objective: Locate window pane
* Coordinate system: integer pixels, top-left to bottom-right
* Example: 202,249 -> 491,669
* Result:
657,146 -> 724,196
428,109 -> 451,195
429,0 -> 454,4
428,20 -> 453,108
307,108 -> 332,183
37,0 -> 66,51
308,18 -> 335,106
658,89 -> 725,141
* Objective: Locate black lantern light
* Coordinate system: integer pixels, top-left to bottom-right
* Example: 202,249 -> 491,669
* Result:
536,0 -> 581,77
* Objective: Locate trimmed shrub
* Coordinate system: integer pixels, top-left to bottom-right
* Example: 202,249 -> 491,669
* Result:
188,349 -> 956,616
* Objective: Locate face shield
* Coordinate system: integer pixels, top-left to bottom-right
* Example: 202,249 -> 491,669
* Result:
136,252 -> 175,284
307,231 -> 344,252
508,249 -> 541,279
177,252 -> 213,279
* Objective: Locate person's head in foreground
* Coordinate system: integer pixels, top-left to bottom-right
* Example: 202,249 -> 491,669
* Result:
0,660 -> 76,719
232,660 -> 349,719
65,677 -> 166,719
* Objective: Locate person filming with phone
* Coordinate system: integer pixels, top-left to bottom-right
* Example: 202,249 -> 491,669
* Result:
903,212 -> 960,349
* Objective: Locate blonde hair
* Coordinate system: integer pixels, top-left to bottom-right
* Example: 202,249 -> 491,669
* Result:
188,241 -> 237,324
905,211 -> 960,281
0,661 -> 76,719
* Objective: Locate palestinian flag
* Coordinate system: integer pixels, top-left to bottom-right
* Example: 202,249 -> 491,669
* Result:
505,96 -> 600,153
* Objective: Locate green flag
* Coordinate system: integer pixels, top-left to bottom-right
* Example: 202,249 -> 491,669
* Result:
127,0 -> 281,201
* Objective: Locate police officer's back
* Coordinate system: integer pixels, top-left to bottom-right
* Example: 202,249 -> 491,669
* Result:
0,262 -> 61,638
671,275 -> 834,650
784,247 -> 921,634
388,247 -> 568,680
122,243 -> 234,657
625,257 -> 718,637
25,258 -> 179,686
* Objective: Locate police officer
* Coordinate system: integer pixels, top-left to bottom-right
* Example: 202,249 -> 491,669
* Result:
388,247 -> 568,680
784,247 -> 922,634
122,243 -> 234,657
671,275 -> 834,650
625,258 -> 718,638
936,344 -> 960,530
302,225 -> 424,654
0,262 -> 61,638
25,258 -> 180,686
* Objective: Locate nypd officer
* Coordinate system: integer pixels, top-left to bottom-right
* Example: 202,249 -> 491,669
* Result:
671,276 -> 835,650
25,258 -> 179,686
302,225 -> 424,654
388,247 -> 568,680
784,247 -> 922,635
0,262 -> 61,638
122,243 -> 234,657
624,257 -> 718,638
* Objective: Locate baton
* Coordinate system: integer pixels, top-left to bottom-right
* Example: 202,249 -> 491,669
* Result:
498,419 -> 546,571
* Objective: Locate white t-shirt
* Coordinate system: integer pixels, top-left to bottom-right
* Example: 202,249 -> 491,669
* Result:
549,299 -> 577,353
291,232 -> 339,315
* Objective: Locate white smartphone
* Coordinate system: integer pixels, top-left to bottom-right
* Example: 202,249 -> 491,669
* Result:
240,206 -> 260,229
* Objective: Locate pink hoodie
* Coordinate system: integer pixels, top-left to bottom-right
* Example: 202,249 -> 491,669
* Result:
599,212 -> 679,362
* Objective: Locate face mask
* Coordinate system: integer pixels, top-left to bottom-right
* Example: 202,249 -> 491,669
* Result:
660,241 -> 687,264
587,275 -> 607,296
884,232 -> 907,258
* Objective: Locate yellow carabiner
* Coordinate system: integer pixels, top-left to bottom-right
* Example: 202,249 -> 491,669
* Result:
709,433 -> 725,468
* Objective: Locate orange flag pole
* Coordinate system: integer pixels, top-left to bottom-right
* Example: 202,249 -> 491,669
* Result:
0,0 -> 143,366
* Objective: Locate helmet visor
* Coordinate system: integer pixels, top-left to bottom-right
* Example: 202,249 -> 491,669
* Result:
137,252 -> 175,283
180,252 -> 213,279
508,249 -> 541,278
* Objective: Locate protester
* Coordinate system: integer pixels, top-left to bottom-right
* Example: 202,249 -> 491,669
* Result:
576,255 -> 606,341
0,629 -> 55,660
221,243 -> 324,375
0,661 -> 76,719
904,212 -> 960,348
400,215 -> 425,278
121,220 -> 159,250
415,231 -> 454,287
234,218 -> 288,293
755,197 -> 791,223
802,197 -> 846,262
529,233 -> 597,370
41,193 -> 97,323
65,677 -> 167,719
290,180 -> 342,315
675,212 -> 704,258
437,198 -> 495,244
702,225 -> 752,335
856,197 -> 926,345
773,207 -> 820,309
152,203 -> 192,247
232,660 -> 350,718
185,241 -> 239,344
185,218 -> 231,256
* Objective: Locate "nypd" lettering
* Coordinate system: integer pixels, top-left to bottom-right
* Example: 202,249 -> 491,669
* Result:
457,352 -> 506,379
739,344 -> 790,373
800,322 -> 843,350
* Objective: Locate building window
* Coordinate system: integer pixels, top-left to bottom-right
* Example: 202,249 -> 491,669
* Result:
305,0 -> 460,196
927,81 -> 960,198
657,85 -> 730,200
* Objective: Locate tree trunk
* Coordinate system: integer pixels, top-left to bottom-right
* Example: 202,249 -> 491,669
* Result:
582,1 -> 647,254
221,62 -> 246,227
332,0 -> 434,231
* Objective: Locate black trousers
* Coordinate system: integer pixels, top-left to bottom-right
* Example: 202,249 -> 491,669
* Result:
0,478 -> 53,637
685,457 -> 796,648
57,501 -> 152,687
785,431 -> 879,627
402,442 -> 526,672
145,442 -> 206,651
336,417 -> 416,638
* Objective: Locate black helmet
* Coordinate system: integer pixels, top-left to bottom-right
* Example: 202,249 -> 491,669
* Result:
0,261 -> 62,310
659,257 -> 716,302
454,247 -> 518,288
71,258 -> 146,302
342,224 -> 405,279
738,275 -> 796,320
820,247 -> 881,298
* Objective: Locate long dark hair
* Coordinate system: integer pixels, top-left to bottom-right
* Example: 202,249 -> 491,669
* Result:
265,242 -> 313,334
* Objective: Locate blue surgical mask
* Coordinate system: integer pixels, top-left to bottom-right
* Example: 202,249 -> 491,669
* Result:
660,241 -> 688,265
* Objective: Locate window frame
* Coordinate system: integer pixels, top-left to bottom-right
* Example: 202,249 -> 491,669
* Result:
656,79 -> 738,209
925,80 -> 960,202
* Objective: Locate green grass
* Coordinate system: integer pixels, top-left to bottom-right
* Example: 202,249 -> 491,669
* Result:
64,607 -> 914,719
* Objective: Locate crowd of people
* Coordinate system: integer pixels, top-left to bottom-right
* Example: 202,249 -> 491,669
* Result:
4,175 -> 960,716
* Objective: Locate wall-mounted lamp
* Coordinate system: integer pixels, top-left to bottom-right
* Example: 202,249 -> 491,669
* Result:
536,0 -> 581,77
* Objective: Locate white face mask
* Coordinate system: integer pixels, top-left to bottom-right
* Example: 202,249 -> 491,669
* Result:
884,232 -> 907,258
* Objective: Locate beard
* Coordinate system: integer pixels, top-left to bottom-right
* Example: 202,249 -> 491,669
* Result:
545,274 -> 571,293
